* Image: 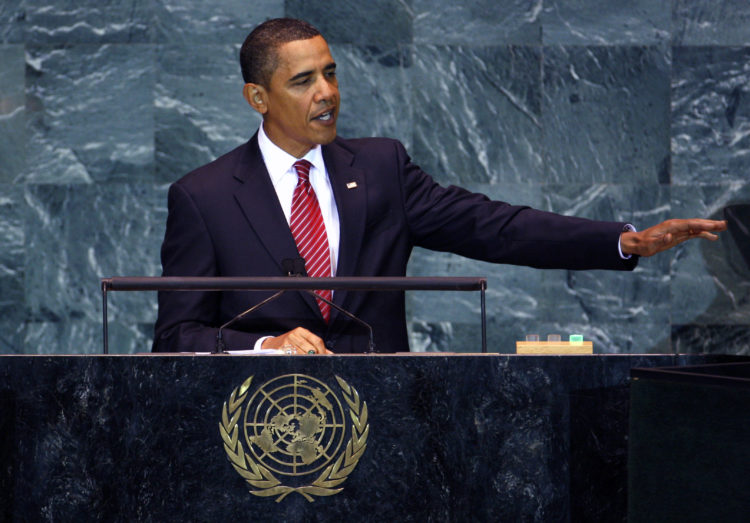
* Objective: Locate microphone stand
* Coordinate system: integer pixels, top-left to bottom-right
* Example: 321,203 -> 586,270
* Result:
284,257 -> 376,354
214,290 -> 286,354
304,290 -> 376,354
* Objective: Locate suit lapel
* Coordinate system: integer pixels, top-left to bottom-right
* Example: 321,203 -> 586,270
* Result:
231,135 -> 368,326
323,139 -> 367,318
232,134 -> 322,318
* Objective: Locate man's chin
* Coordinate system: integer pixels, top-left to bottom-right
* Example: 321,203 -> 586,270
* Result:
317,127 -> 337,145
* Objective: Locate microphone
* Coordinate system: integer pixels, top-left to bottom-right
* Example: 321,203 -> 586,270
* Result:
214,290 -> 286,354
213,258 -> 378,354
214,258 -> 307,352
282,257 -> 307,277
286,257 -> 377,354
214,258 -> 306,353
309,288 -> 377,354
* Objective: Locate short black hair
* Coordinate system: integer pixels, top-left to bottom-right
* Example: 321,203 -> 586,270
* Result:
240,18 -> 321,87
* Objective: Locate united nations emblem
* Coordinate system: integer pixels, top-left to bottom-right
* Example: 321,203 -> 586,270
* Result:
219,374 -> 369,502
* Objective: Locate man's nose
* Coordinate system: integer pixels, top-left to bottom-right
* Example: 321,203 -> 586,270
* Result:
314,76 -> 337,103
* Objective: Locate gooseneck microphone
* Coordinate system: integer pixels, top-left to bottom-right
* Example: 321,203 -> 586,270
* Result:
214,258 -> 377,353
214,290 -> 286,353
284,257 -> 377,354
282,257 -> 307,277
316,292 -> 377,353
215,258 -> 312,352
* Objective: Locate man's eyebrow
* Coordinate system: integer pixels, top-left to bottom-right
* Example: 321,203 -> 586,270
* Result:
288,70 -> 313,83
287,62 -> 337,83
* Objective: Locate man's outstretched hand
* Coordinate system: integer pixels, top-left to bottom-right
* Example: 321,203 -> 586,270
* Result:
620,219 -> 727,257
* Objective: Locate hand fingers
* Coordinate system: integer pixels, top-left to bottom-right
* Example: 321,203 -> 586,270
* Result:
674,229 -> 720,242
698,231 -> 719,241
280,344 -> 314,355
630,218 -> 726,257
672,219 -> 727,233
279,328 -> 330,355
659,219 -> 725,245
691,219 -> 727,232
289,329 -> 328,354
284,346 -> 332,355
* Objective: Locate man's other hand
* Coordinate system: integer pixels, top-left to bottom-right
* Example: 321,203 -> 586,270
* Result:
261,327 -> 333,354
620,219 -> 728,257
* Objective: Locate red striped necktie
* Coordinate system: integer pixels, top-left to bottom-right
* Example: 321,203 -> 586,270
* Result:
290,160 -> 332,322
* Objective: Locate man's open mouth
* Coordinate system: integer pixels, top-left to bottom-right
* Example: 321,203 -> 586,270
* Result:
312,110 -> 334,122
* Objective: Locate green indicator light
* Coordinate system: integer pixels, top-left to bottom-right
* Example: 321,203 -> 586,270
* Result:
569,334 -> 584,344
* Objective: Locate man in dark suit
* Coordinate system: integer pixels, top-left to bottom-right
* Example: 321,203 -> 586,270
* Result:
152,18 -> 726,354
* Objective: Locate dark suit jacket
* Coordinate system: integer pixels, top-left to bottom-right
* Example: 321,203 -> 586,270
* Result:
152,133 -> 637,353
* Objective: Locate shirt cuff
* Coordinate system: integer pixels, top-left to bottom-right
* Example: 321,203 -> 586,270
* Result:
253,336 -> 272,351
618,223 -> 636,259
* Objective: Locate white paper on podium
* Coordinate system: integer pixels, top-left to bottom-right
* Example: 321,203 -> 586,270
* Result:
186,349 -> 283,355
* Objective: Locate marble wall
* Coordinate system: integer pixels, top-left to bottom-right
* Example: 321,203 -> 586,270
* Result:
0,1 -> 749,355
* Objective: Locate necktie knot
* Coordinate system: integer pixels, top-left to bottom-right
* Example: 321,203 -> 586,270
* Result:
293,160 -> 312,185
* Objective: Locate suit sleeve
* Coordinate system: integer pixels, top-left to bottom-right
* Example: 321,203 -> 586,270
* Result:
152,182 -> 263,352
394,141 -> 638,271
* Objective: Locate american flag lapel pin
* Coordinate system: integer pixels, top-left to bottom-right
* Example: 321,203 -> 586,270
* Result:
346,182 -> 358,189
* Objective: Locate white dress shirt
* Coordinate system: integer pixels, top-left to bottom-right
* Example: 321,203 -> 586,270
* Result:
252,124 -> 340,350
257,123 -> 340,272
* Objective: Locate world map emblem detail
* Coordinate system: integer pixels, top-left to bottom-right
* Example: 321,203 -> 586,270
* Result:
219,374 -> 369,502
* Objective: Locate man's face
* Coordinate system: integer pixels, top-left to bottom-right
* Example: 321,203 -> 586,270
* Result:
256,35 -> 340,158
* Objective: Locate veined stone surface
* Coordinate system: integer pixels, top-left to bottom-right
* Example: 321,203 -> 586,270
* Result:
153,0 -> 282,44
23,0 -> 153,43
0,45 -> 25,182
0,1 -> 748,354
410,45 -> 543,185
23,183 -> 165,353
0,185 -> 24,334
672,0 -> 750,46
671,46 -> 750,186
332,44 -> 413,146
543,45 -> 671,185
24,44 -> 155,184
671,183 -> 750,325
155,43 -> 252,183
286,0 -> 412,46
543,0 -> 670,45
413,0 -> 542,45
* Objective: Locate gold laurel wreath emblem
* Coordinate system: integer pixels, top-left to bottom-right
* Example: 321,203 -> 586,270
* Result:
219,375 -> 369,502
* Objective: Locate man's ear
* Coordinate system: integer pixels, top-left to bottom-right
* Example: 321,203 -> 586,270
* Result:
243,83 -> 267,115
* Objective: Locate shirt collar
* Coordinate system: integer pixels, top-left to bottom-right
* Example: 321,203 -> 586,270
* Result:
258,123 -> 326,184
